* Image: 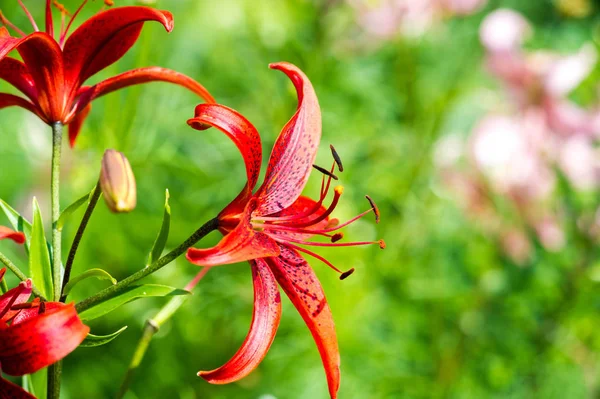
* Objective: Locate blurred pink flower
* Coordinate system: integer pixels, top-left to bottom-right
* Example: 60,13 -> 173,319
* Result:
349,0 -> 487,39
469,113 -> 554,201
480,9 -> 599,138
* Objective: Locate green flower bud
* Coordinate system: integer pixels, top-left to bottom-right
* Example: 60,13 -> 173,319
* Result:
100,149 -> 137,213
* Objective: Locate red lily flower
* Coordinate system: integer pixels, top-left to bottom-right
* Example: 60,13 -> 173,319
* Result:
0,230 -> 89,398
186,62 -> 384,399
0,0 -> 214,146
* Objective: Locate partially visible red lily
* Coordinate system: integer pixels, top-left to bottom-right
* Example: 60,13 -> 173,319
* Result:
0,0 -> 215,146
0,230 -> 89,398
186,62 -> 384,398
0,225 -> 25,244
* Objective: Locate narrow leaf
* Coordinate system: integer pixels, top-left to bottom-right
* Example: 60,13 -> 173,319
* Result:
57,189 -> 94,231
147,189 -> 171,266
63,268 -> 117,297
79,284 -> 190,321
80,326 -> 128,348
0,199 -> 33,252
29,198 -> 53,300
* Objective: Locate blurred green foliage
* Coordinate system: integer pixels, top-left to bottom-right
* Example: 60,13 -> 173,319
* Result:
1,0 -> 600,398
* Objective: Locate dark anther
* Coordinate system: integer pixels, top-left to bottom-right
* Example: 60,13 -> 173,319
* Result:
312,164 -> 339,180
365,195 -> 380,224
331,233 -> 344,243
339,268 -> 355,280
330,145 -> 344,172
379,239 -> 386,249
38,301 -> 46,315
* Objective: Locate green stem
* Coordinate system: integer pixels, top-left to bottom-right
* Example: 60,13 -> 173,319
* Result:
116,267 -> 211,399
60,184 -> 102,302
75,217 -> 219,314
48,122 -> 63,399
0,251 -> 46,300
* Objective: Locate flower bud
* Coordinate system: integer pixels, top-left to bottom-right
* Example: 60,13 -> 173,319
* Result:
100,149 -> 137,213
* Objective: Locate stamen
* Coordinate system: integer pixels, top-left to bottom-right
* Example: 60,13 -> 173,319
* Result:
38,300 -> 46,314
61,0 -> 89,45
0,268 -> 5,282
10,302 -> 40,310
312,164 -> 338,181
45,0 -> 54,37
365,195 -> 380,224
254,223 -> 337,239
330,145 -> 344,172
296,186 -> 343,227
283,243 -> 346,274
278,235 -> 383,249
331,233 -> 344,243
104,0 -> 114,5
18,0 -> 39,31
0,11 -> 26,36
326,218 -> 339,229
339,268 -> 355,280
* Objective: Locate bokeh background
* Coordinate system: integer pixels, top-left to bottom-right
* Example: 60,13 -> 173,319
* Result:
1,0 -> 600,398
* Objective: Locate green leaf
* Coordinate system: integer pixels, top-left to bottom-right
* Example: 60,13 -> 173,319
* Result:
63,268 -> 117,297
79,284 -> 190,321
147,189 -> 171,266
57,189 -> 94,231
80,326 -> 128,348
0,198 -> 33,252
29,198 -> 53,300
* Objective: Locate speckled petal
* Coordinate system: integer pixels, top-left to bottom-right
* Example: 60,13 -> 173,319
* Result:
266,245 -> 340,399
186,200 -> 280,267
0,376 -> 35,399
255,62 -> 322,215
188,104 -> 262,193
0,280 -> 32,324
199,259 -> 281,384
63,7 -> 173,91
0,303 -> 89,376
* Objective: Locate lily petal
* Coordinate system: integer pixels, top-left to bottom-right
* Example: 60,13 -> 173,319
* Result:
63,6 -> 173,90
0,226 -> 25,244
14,33 -> 65,122
199,259 -> 281,383
0,377 -> 35,399
72,66 -> 215,121
187,201 -> 280,266
256,62 -> 322,215
0,303 -> 89,376
0,93 -> 41,118
0,58 -> 37,101
67,103 -> 92,148
188,104 -> 263,220
0,280 -> 32,324
267,245 -> 340,399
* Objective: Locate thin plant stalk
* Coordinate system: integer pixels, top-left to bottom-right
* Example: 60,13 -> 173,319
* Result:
116,267 -> 211,399
0,251 -> 46,300
75,217 -> 219,314
48,122 -> 63,399
60,184 -> 102,302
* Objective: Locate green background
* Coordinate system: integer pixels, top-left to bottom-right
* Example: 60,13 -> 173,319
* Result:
1,0 -> 599,398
